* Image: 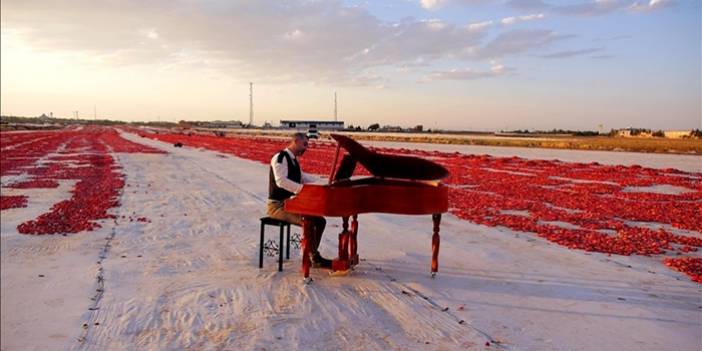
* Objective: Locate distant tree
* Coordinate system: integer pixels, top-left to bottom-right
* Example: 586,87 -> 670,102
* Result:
690,129 -> 702,138
414,125 -> 423,132
630,128 -> 651,136
652,130 -> 665,137
573,131 -> 600,137
368,123 -> 380,131
355,126 -> 362,131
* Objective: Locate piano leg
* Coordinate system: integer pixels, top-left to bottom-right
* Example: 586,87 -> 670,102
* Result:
338,217 -> 349,262
301,217 -> 312,279
332,217 -> 351,272
431,213 -> 441,277
350,214 -> 359,266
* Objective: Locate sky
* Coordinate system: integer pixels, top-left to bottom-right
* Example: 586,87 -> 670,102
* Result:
1,0 -> 700,131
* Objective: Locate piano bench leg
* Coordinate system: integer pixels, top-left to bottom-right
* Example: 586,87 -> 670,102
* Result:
286,224 -> 291,260
259,219 -> 288,271
259,221 -> 264,269
278,225 -> 284,272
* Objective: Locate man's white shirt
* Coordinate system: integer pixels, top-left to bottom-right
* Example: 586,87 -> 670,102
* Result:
270,148 -> 317,195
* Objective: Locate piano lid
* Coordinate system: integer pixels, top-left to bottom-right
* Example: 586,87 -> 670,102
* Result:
330,134 -> 449,181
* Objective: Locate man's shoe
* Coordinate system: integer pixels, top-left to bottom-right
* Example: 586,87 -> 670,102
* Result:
310,252 -> 332,269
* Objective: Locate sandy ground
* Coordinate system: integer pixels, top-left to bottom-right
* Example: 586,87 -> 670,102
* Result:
1,133 -> 700,350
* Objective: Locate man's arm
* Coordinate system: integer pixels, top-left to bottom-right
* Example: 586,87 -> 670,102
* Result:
271,153 -> 303,194
301,171 -> 317,184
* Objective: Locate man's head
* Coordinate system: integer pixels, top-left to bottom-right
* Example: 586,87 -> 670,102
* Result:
288,132 -> 309,156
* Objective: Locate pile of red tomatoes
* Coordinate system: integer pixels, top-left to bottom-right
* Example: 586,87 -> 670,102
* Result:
1,127 -> 165,234
137,130 -> 702,283
0,195 -> 28,210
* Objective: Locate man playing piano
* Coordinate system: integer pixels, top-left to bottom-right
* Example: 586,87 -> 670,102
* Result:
267,133 -> 332,269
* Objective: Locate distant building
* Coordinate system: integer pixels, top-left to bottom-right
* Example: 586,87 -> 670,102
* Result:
615,129 -> 630,137
381,125 -> 403,132
663,130 -> 692,139
615,128 -> 652,138
178,120 -> 193,129
280,120 -> 344,130
616,128 -> 694,139
191,120 -> 243,129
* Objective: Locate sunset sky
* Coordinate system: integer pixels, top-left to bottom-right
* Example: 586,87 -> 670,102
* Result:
1,0 -> 699,131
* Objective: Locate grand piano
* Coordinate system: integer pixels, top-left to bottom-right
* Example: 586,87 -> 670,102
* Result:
284,134 -> 449,281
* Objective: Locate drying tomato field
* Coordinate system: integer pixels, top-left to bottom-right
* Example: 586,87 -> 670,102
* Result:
136,129 -> 702,283
2,127 -> 701,283
1,127 -> 164,234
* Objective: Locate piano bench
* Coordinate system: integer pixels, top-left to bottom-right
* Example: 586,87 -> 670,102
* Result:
259,217 -> 292,272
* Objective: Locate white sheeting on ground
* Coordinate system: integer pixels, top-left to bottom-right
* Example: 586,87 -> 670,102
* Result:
1,133 -> 700,350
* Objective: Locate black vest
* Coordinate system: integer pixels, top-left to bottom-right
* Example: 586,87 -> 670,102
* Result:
269,150 -> 302,201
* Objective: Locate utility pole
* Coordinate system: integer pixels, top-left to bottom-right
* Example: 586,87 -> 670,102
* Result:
334,91 -> 337,122
74,111 -> 79,119
249,82 -> 253,127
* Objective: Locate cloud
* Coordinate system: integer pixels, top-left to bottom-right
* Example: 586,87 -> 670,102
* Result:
1,0 -> 495,85
500,13 -> 545,25
553,0 -> 631,16
1,0 -> 590,86
355,19 -> 487,67
424,62 -> 514,80
465,29 -> 574,59
344,73 -> 388,88
143,30 -> 159,40
592,34 -> 632,41
629,0 -> 675,12
554,0 -> 675,16
505,0 -> 550,10
459,0 -> 675,16
420,0 -> 448,9
539,47 -> 604,58
420,0 -> 491,10
466,20 -> 495,31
